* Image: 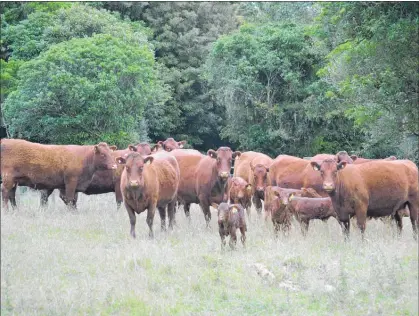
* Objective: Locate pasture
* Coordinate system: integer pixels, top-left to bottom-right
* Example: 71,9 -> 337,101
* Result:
1,190 -> 418,315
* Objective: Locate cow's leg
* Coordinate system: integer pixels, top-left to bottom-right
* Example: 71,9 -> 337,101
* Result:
40,189 -> 53,207
158,206 -> 166,231
229,228 -> 237,249
184,203 -> 191,219
146,204 -> 156,238
300,220 -> 309,237
1,181 -> 17,210
252,195 -> 262,215
356,213 -> 367,241
125,203 -> 136,238
240,226 -> 246,247
407,201 -> 418,240
114,180 -> 123,209
219,228 -> 226,249
393,211 -> 403,237
341,220 -> 350,240
63,179 -> 78,209
167,200 -> 176,230
199,197 -> 211,227
8,185 -> 17,208
1,184 -> 10,211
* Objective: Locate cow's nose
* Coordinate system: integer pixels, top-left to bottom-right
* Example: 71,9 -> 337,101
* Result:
256,186 -> 264,192
220,172 -> 229,179
130,180 -> 139,187
323,183 -> 334,191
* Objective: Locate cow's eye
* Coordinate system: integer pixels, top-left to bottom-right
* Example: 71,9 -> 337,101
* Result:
139,167 -> 143,171
320,171 -> 324,175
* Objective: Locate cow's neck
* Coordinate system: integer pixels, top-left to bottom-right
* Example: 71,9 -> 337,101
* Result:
78,149 -> 97,187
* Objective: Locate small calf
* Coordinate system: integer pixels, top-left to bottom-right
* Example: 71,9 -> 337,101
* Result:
228,177 -> 252,215
264,186 -> 321,235
286,194 -> 337,236
212,203 -> 247,249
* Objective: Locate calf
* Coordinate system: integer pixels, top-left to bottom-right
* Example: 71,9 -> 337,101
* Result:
212,202 -> 246,249
117,152 -> 180,238
311,159 -> 418,239
264,186 -> 321,235
228,177 -> 252,214
1,139 -> 116,209
285,194 -> 337,236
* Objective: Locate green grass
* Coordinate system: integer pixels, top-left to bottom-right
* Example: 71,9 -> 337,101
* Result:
1,190 -> 418,315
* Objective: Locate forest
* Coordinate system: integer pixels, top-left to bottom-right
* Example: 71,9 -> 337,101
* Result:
1,2 -> 418,162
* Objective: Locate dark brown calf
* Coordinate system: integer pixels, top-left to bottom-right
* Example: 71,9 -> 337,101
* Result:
286,194 -> 337,236
212,202 -> 247,249
228,177 -> 252,214
311,159 -> 418,239
117,152 -> 180,238
1,139 -> 116,209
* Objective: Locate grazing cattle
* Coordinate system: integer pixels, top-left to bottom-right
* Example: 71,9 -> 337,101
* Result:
195,147 -> 241,225
311,159 -> 418,239
234,151 -> 273,215
285,194 -> 337,236
264,186 -> 321,235
117,151 -> 180,238
154,138 -> 187,152
1,139 -> 116,209
212,202 -> 246,249
228,177 -> 252,212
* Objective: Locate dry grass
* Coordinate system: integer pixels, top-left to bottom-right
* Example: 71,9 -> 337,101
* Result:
1,190 -> 418,315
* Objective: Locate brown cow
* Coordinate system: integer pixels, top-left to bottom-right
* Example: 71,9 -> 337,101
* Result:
41,145 -> 140,208
212,202 -> 247,249
285,194 -> 338,236
311,159 -> 418,239
228,177 -> 252,212
129,142 -> 152,156
195,147 -> 241,225
1,139 -> 117,209
153,138 -> 187,152
234,151 -> 273,215
117,151 -> 180,238
264,186 -> 321,235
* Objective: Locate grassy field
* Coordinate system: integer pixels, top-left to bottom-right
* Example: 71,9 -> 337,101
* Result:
1,190 -> 418,315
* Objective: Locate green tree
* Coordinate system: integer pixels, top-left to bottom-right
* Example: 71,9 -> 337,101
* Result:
3,34 -> 160,147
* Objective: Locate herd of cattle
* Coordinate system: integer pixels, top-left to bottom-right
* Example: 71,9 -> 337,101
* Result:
1,137 -> 418,248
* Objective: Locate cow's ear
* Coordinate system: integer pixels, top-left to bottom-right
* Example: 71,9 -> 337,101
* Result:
178,140 -> 187,148
115,157 -> 126,165
151,144 -> 160,152
233,151 -> 241,159
289,193 -> 295,201
211,203 -> 219,209
144,156 -> 154,165
94,145 -> 99,153
350,155 -> 358,161
311,161 -> 320,171
207,149 -> 217,159
246,184 -> 252,192
273,191 -> 280,197
128,145 -> 137,152
109,145 -> 117,151
337,161 -> 347,170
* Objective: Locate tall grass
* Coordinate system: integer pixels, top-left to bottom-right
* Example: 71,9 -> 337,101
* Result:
1,190 -> 418,315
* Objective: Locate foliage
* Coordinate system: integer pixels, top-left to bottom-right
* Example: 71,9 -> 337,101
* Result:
3,34 -> 159,147
315,2 -> 419,161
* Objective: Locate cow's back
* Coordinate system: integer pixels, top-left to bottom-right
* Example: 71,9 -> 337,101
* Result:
270,155 -> 308,188
233,151 -> 260,182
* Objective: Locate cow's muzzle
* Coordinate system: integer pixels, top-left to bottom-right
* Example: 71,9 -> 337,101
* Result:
129,180 -> 140,187
219,172 -> 229,180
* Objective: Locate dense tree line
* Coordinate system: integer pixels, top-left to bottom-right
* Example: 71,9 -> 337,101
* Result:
1,2 -> 417,161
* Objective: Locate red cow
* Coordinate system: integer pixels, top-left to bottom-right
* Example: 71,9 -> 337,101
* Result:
1,139 -> 116,209
311,159 -> 418,239
234,151 -> 273,215
117,151 -> 180,238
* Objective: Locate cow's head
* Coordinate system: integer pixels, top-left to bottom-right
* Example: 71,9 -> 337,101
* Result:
250,161 -> 269,198
273,190 -> 292,207
115,152 -> 154,188
300,187 -> 321,198
135,142 -> 152,156
207,147 -> 241,182
158,138 -> 187,152
336,151 -> 356,164
311,158 -> 346,193
93,142 -> 117,170
212,202 -> 230,224
231,177 -> 252,201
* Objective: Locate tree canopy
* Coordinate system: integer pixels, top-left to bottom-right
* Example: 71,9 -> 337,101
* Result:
1,2 -> 417,162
